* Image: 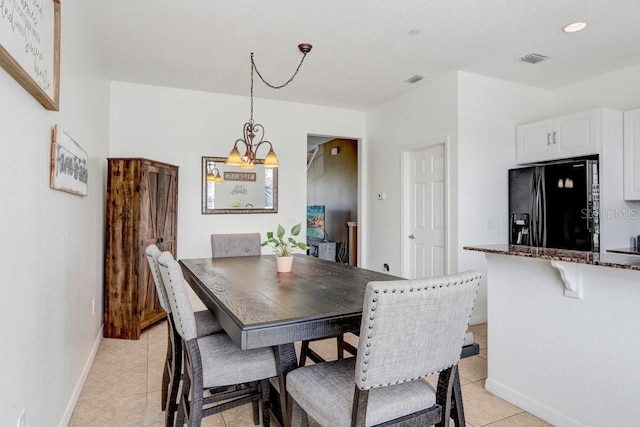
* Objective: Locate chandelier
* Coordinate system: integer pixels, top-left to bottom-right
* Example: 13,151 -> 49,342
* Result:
226,43 -> 313,169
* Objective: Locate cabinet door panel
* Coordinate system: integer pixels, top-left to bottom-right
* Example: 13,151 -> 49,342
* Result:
556,110 -> 598,157
516,119 -> 554,164
138,164 -> 177,327
624,108 -> 640,200
157,166 -> 178,243
139,237 -> 164,328
140,165 -> 160,243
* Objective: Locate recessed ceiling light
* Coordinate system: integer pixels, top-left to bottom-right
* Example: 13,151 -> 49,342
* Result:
563,22 -> 587,33
409,29 -> 421,36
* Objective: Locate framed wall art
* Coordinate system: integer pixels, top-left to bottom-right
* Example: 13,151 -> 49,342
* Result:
50,125 -> 88,196
0,0 -> 61,110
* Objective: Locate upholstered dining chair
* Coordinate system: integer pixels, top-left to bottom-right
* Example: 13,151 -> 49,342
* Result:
286,271 -> 481,427
211,233 -> 262,258
145,244 -> 224,426
158,251 -> 278,427
333,328 -> 478,426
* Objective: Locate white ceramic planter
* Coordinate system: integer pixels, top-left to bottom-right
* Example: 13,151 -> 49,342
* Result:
276,256 -> 293,273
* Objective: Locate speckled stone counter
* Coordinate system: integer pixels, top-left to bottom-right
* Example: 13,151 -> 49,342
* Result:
464,244 -> 640,270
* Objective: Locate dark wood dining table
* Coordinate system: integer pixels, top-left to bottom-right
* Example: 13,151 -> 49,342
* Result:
179,253 -> 401,426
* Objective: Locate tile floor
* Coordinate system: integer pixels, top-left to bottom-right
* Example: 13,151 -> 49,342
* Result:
70,322 -> 550,427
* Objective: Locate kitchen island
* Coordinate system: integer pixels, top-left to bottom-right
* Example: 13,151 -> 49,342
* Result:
464,244 -> 640,427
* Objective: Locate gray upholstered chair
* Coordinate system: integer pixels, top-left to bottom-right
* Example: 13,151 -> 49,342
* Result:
145,245 -> 223,426
286,271 -> 481,427
211,233 -> 262,258
158,251 -> 278,427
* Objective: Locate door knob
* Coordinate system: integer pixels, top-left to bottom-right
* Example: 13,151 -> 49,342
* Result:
408,234 -> 415,239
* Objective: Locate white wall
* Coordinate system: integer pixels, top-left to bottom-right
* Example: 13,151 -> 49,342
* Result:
554,63 -> 640,115
365,72 -> 552,323
365,72 -> 459,275
108,82 -> 366,260
0,0 -> 110,425
456,71 -> 553,322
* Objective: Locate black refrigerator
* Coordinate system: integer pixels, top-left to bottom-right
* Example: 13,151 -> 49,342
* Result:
508,158 -> 600,252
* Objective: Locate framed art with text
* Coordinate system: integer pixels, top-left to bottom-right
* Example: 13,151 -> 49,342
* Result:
50,125 -> 88,196
0,0 -> 61,110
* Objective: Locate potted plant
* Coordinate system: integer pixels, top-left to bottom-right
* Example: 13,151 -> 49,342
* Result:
261,223 -> 309,272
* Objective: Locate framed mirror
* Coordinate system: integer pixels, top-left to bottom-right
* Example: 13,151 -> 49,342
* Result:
201,156 -> 278,214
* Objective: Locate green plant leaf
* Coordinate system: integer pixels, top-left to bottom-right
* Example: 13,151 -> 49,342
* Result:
277,224 -> 285,239
291,223 -> 301,237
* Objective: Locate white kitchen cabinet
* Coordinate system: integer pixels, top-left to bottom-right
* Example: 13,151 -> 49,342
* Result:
516,109 -> 599,164
624,108 -> 640,200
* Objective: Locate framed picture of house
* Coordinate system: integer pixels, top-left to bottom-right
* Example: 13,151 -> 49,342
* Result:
0,0 -> 61,110
50,125 -> 88,196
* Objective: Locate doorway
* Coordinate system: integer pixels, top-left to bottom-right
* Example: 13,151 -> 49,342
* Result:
307,136 -> 359,264
401,142 -> 448,278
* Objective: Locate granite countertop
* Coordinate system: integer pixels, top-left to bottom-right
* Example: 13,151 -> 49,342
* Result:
464,244 -> 640,271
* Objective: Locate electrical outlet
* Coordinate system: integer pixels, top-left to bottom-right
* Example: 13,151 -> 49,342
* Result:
17,409 -> 25,427
92,298 -> 96,315
383,263 -> 390,272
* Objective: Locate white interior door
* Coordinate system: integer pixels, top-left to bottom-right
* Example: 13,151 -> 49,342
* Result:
404,144 -> 446,278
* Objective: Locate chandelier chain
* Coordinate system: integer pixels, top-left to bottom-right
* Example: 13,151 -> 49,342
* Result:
251,51 -> 310,90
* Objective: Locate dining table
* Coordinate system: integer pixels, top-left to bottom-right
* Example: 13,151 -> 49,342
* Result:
178,253 -> 401,426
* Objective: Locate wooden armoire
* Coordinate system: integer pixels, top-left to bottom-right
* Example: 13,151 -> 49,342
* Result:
104,158 -> 179,339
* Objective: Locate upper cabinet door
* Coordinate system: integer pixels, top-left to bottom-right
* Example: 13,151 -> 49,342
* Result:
624,108 -> 640,200
516,119 -> 555,164
517,109 -> 600,164
555,110 -> 599,158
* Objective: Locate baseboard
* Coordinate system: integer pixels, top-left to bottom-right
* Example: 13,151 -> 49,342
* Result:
484,378 -> 584,427
469,313 -> 487,325
59,325 -> 103,427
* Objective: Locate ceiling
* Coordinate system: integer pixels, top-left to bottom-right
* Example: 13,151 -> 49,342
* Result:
84,0 -> 640,111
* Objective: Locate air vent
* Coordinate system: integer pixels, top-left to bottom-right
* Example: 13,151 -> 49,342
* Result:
521,53 -> 549,64
405,75 -> 425,84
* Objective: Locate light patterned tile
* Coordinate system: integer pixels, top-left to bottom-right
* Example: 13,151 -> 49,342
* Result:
459,355 -> 488,382
473,333 -> 488,350
144,391 -> 167,427
485,412 -> 552,426
462,381 -> 523,426
305,337 -> 341,362
147,349 -> 166,393
469,323 -> 487,337
70,393 -> 147,427
78,359 -> 148,402
146,320 -> 169,345
93,336 -> 148,369
221,402 -> 261,426
73,319 -> 549,427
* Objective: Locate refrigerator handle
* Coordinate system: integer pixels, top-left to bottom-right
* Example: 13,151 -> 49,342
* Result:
540,168 -> 547,247
530,167 -> 542,247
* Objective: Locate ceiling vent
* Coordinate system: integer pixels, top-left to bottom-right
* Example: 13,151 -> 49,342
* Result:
521,53 -> 549,64
405,75 -> 425,84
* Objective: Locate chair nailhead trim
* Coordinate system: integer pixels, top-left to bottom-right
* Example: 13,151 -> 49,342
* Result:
359,274 -> 483,390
